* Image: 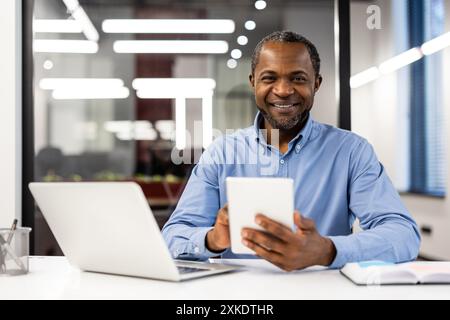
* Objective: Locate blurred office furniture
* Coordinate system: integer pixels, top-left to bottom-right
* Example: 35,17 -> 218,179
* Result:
33,145 -> 195,255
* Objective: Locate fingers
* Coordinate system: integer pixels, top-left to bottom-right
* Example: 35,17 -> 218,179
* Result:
294,211 -> 302,229
241,229 -> 285,254
242,236 -> 295,271
294,211 -> 315,231
254,214 -> 294,243
207,204 -> 231,252
241,237 -> 283,266
216,204 -> 229,225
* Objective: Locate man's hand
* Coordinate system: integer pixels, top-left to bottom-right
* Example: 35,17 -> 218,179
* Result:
241,211 -> 336,271
206,204 -> 230,253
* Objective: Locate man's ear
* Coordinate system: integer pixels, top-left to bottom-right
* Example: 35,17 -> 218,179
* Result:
249,74 -> 255,89
314,75 -> 323,93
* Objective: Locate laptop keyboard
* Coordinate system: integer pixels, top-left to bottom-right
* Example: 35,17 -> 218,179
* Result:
177,266 -> 209,274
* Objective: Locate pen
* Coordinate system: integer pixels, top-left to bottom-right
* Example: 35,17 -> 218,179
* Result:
6,219 -> 18,244
1,218 -> 17,261
0,243 -> 5,273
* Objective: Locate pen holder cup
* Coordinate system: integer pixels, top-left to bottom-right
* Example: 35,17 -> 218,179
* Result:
0,227 -> 31,275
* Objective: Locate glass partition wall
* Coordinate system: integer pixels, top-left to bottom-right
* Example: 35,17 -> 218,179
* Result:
30,0 -> 339,255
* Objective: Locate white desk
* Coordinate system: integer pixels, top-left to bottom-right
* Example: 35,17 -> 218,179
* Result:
1,257 -> 449,300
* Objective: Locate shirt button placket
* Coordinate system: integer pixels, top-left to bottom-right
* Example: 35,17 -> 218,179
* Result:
279,158 -> 288,177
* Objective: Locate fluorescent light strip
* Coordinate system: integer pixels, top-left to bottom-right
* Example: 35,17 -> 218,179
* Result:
52,87 -> 129,100
105,121 -> 130,132
33,40 -> 98,53
379,48 -> 423,74
71,6 -> 99,41
133,78 -> 215,90
350,67 -> 380,89
62,0 -> 79,11
421,31 -> 450,55
156,120 -> 175,141
155,120 -> 175,133
116,128 -> 158,141
33,19 -> 82,33
351,31 -> 450,88
135,78 -> 215,98
105,121 -> 157,141
176,98 -> 186,150
105,121 -> 152,133
133,78 -> 215,149
113,40 -> 228,54
102,19 -> 235,34
137,90 -> 212,99
40,78 -> 124,90
62,0 -> 99,42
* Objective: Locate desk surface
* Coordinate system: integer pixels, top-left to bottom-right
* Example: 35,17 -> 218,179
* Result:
1,257 -> 449,300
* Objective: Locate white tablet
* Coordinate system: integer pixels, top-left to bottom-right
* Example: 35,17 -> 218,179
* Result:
226,177 -> 294,255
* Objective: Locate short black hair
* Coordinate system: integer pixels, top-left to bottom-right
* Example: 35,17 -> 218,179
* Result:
251,31 -> 321,79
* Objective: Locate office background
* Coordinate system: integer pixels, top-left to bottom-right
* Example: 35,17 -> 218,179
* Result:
0,0 -> 449,260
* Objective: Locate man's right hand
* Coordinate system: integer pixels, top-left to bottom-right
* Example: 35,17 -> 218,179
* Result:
206,204 -> 230,252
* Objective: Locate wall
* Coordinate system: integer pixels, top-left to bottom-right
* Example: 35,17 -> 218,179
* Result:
350,0 -> 450,259
0,0 -> 21,226
402,0 -> 450,260
351,0 -> 406,187
284,0 -> 338,126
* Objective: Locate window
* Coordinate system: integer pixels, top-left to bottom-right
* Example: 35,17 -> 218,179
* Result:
409,0 -> 446,196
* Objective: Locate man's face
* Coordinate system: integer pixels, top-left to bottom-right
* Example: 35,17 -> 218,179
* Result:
249,42 -> 322,131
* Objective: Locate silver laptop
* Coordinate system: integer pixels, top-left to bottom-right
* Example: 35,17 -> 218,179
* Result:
29,182 -> 237,281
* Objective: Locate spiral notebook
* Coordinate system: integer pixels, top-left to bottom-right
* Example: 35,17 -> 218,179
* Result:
341,261 -> 450,285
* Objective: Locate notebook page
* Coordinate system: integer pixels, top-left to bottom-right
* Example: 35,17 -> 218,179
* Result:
404,262 -> 450,284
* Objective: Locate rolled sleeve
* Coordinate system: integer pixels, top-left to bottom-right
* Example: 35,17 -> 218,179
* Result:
162,137 -> 225,261
326,139 -> 420,269
181,227 -> 224,260
327,236 -> 354,269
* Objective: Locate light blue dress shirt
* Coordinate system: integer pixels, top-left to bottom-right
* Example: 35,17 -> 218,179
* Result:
162,112 -> 421,268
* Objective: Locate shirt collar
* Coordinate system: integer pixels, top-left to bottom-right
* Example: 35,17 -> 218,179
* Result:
252,111 -> 314,147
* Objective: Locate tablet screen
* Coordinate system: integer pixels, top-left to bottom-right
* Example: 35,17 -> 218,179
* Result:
226,177 -> 294,255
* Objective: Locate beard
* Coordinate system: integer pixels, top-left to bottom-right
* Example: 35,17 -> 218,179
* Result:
258,106 -> 310,130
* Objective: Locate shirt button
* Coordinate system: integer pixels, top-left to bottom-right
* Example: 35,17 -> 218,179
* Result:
194,247 -> 200,254
295,145 -> 301,153
280,159 -> 285,164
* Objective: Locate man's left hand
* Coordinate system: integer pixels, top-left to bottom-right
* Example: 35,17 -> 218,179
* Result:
241,211 -> 336,271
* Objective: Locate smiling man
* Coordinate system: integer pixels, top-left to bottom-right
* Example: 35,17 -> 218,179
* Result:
162,31 -> 420,271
